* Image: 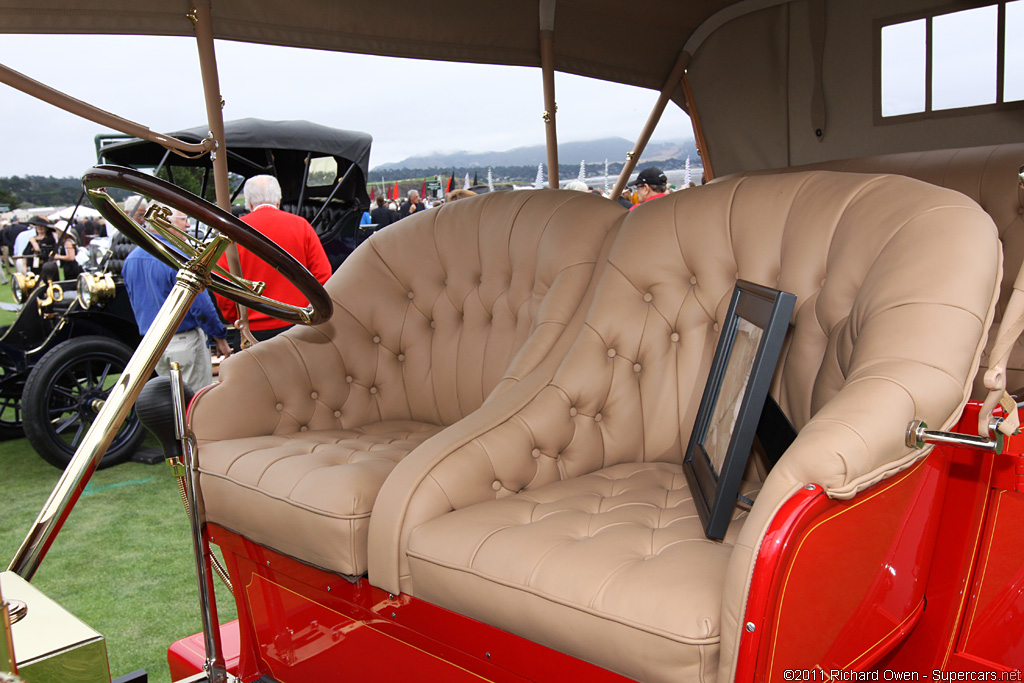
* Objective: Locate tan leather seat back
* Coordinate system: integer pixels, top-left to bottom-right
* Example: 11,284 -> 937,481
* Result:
534,171 -> 999,475
195,190 -> 623,443
739,143 -> 1023,395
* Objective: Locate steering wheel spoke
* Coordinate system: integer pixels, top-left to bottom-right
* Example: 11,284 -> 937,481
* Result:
82,165 -> 332,327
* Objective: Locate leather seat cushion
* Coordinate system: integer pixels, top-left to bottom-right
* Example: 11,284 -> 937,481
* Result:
199,420 -> 442,576
407,462 -> 757,683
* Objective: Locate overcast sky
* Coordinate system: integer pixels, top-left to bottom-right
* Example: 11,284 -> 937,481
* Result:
0,34 -> 692,178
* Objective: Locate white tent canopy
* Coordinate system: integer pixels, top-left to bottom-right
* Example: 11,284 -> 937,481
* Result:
46,205 -> 102,221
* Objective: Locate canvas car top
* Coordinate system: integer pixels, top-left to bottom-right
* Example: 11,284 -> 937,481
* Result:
2,0 -> 1020,178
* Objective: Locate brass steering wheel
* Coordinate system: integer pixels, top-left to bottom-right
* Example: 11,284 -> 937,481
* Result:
82,165 -> 332,326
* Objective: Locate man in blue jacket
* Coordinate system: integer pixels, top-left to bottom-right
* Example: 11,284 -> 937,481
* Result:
122,205 -> 232,390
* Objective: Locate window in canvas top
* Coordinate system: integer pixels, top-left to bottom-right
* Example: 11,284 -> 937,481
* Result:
1006,1 -> 1024,102
880,1 -> 1023,118
307,156 -> 338,187
932,5 -> 998,110
881,19 -> 926,117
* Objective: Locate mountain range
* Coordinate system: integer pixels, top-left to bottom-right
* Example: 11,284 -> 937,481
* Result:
373,137 -> 698,171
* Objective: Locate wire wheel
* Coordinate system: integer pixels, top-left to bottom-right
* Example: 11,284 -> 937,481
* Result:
23,336 -> 145,469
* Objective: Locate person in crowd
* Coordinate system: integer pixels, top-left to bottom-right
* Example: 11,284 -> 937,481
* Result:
445,189 -> 477,202
122,204 -> 231,390
215,174 -> 331,343
629,166 -> 669,210
0,216 -> 28,281
564,180 -> 589,192
26,217 -> 56,274
370,196 -> 398,227
124,195 -> 149,229
616,189 -> 633,209
12,217 -> 40,274
398,189 -> 425,219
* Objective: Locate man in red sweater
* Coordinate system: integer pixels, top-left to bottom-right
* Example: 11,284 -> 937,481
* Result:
216,175 -> 331,342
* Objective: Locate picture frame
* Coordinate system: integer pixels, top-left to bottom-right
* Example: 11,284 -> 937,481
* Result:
683,280 -> 796,540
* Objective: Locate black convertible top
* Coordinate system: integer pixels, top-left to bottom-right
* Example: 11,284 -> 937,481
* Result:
98,118 -> 373,206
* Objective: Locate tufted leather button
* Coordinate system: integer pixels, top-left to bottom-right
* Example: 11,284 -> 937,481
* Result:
429,320 -> 436,329
397,354 -> 406,362
369,386 -> 378,395
569,407 -> 578,417
607,348 -> 616,358
531,448 -> 541,458
373,336 -> 381,344
407,291 -> 414,299
690,276 -> 697,285
670,332 -> 680,343
346,376 -> 353,383
633,363 -> 642,373
594,413 -> 603,422
300,426 -> 308,432
310,392 -> 318,400
275,403 -> 283,411
643,292 -> 653,303
713,323 -> 720,332
820,278 -> 827,288
491,481 -> 502,491
334,410 -> 341,418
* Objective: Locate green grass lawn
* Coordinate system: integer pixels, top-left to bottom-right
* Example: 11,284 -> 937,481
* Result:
0,436 -> 238,681
0,270 -> 239,680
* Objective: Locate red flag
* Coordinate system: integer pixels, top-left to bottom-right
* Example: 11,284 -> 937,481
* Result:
392,181 -> 400,200
421,180 -> 426,198
446,170 -> 455,193
370,187 -> 375,201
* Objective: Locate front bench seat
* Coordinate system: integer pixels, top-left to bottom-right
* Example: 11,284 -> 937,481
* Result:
370,172 -> 1001,682
189,190 -> 624,576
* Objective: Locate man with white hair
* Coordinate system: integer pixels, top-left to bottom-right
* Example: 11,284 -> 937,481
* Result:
215,174 -> 331,342
398,189 -> 424,219
123,205 -> 232,390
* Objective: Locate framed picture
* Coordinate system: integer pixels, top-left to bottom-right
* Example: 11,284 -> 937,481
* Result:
683,280 -> 796,540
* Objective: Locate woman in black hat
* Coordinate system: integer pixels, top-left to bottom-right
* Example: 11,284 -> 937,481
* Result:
24,217 -> 78,280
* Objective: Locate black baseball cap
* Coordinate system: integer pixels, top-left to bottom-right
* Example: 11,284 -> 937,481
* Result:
635,167 -> 667,187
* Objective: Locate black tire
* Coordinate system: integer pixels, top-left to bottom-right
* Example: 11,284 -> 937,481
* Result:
23,336 -> 145,470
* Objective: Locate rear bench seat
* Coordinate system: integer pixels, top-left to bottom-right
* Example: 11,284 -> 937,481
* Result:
189,190 -> 624,576
369,172 -> 1001,682
740,143 -> 1023,396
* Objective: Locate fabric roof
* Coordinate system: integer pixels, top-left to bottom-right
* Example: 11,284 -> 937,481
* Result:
0,0 -> 745,93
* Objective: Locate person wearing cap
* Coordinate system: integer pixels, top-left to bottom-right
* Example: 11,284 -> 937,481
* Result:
629,166 -> 669,210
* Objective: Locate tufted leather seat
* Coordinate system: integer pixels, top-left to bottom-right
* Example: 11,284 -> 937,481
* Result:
372,172 -> 1001,682
736,143 -> 1024,396
189,190 -> 624,576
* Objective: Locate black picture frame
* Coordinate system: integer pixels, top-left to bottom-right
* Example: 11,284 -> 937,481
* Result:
683,280 -> 796,540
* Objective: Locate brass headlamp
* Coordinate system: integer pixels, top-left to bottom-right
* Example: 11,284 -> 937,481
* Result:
76,272 -> 116,310
11,272 -> 38,305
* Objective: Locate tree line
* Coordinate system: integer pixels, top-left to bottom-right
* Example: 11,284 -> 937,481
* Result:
0,176 -> 83,209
